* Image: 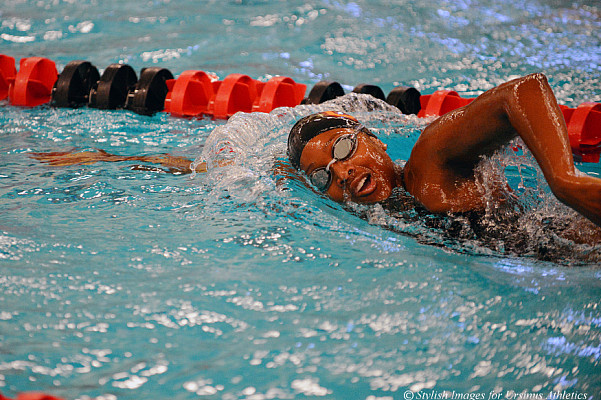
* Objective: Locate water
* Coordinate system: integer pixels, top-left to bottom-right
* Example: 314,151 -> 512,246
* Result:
1,0 -> 601,399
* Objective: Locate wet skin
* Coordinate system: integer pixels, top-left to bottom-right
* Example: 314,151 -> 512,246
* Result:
299,127 -> 402,203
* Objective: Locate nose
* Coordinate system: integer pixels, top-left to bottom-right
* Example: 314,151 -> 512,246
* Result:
329,161 -> 354,188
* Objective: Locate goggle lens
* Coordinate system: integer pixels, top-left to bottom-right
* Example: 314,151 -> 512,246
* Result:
332,136 -> 355,159
310,168 -> 331,192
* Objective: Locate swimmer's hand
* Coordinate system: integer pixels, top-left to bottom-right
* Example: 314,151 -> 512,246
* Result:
31,149 -> 207,174
31,149 -> 125,166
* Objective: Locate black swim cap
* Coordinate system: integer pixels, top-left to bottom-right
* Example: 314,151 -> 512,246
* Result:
287,111 -> 362,170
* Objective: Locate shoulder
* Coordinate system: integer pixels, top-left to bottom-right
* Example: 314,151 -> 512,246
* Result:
403,154 -> 453,213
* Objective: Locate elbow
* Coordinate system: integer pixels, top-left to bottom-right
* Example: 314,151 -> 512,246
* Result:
513,72 -> 551,92
524,72 -> 548,82
500,72 -> 554,113
504,73 -> 549,95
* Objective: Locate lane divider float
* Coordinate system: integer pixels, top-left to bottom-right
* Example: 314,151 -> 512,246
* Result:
0,56 -> 308,118
1,54 -> 600,162
0,55 -> 17,102
6,56 -> 58,107
0,391 -> 64,400
163,71 -> 307,118
562,102 -> 601,162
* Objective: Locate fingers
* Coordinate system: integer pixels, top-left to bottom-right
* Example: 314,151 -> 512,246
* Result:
31,151 -> 73,157
30,153 -> 69,165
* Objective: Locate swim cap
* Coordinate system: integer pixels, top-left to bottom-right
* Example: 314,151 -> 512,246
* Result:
287,111 -> 362,170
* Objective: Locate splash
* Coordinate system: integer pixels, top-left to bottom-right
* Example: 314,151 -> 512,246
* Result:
194,92 -> 420,171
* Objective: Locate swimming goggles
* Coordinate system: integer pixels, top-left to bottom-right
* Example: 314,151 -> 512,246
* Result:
308,126 -> 370,192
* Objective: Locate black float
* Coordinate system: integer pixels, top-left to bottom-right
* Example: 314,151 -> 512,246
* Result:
386,86 -> 421,115
125,67 -> 174,116
302,81 -> 345,104
352,84 -> 386,101
51,60 -> 100,108
89,63 -> 138,110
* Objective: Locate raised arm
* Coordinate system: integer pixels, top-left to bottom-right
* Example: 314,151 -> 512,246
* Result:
404,73 -> 601,227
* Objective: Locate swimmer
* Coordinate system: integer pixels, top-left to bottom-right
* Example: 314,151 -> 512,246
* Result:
289,73 -> 601,229
32,73 -> 601,229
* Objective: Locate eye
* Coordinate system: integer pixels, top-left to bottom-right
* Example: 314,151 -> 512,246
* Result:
309,168 -> 330,192
332,135 -> 356,160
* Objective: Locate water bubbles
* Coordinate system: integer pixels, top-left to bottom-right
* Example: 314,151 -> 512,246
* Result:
291,378 -> 330,396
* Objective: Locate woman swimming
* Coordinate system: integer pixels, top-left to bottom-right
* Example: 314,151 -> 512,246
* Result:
33,73 -> 601,232
288,73 -> 601,230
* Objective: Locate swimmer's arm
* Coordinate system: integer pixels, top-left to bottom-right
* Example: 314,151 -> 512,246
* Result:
417,73 -> 573,177
406,73 -> 601,227
31,149 -> 207,174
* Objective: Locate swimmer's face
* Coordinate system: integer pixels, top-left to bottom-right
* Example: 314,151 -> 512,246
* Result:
299,127 -> 400,203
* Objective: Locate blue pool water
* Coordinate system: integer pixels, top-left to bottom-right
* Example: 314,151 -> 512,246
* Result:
1,0 -> 601,399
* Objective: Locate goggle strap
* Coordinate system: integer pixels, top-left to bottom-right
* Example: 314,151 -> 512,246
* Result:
325,158 -> 336,173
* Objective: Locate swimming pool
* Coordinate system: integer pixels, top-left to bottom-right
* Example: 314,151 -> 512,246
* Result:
1,0 -> 601,399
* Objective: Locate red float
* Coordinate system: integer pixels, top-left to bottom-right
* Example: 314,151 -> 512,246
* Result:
8,57 -> 58,107
163,71 -> 306,119
0,54 -> 17,101
0,392 -> 64,400
253,76 -> 306,113
566,102 -> 601,162
164,70 -> 219,117
211,73 -> 258,119
417,90 -> 473,118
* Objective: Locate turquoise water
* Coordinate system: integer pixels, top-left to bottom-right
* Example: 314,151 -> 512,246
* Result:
1,0 -> 601,399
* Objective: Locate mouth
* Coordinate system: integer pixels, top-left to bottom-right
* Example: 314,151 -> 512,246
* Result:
352,173 -> 376,198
